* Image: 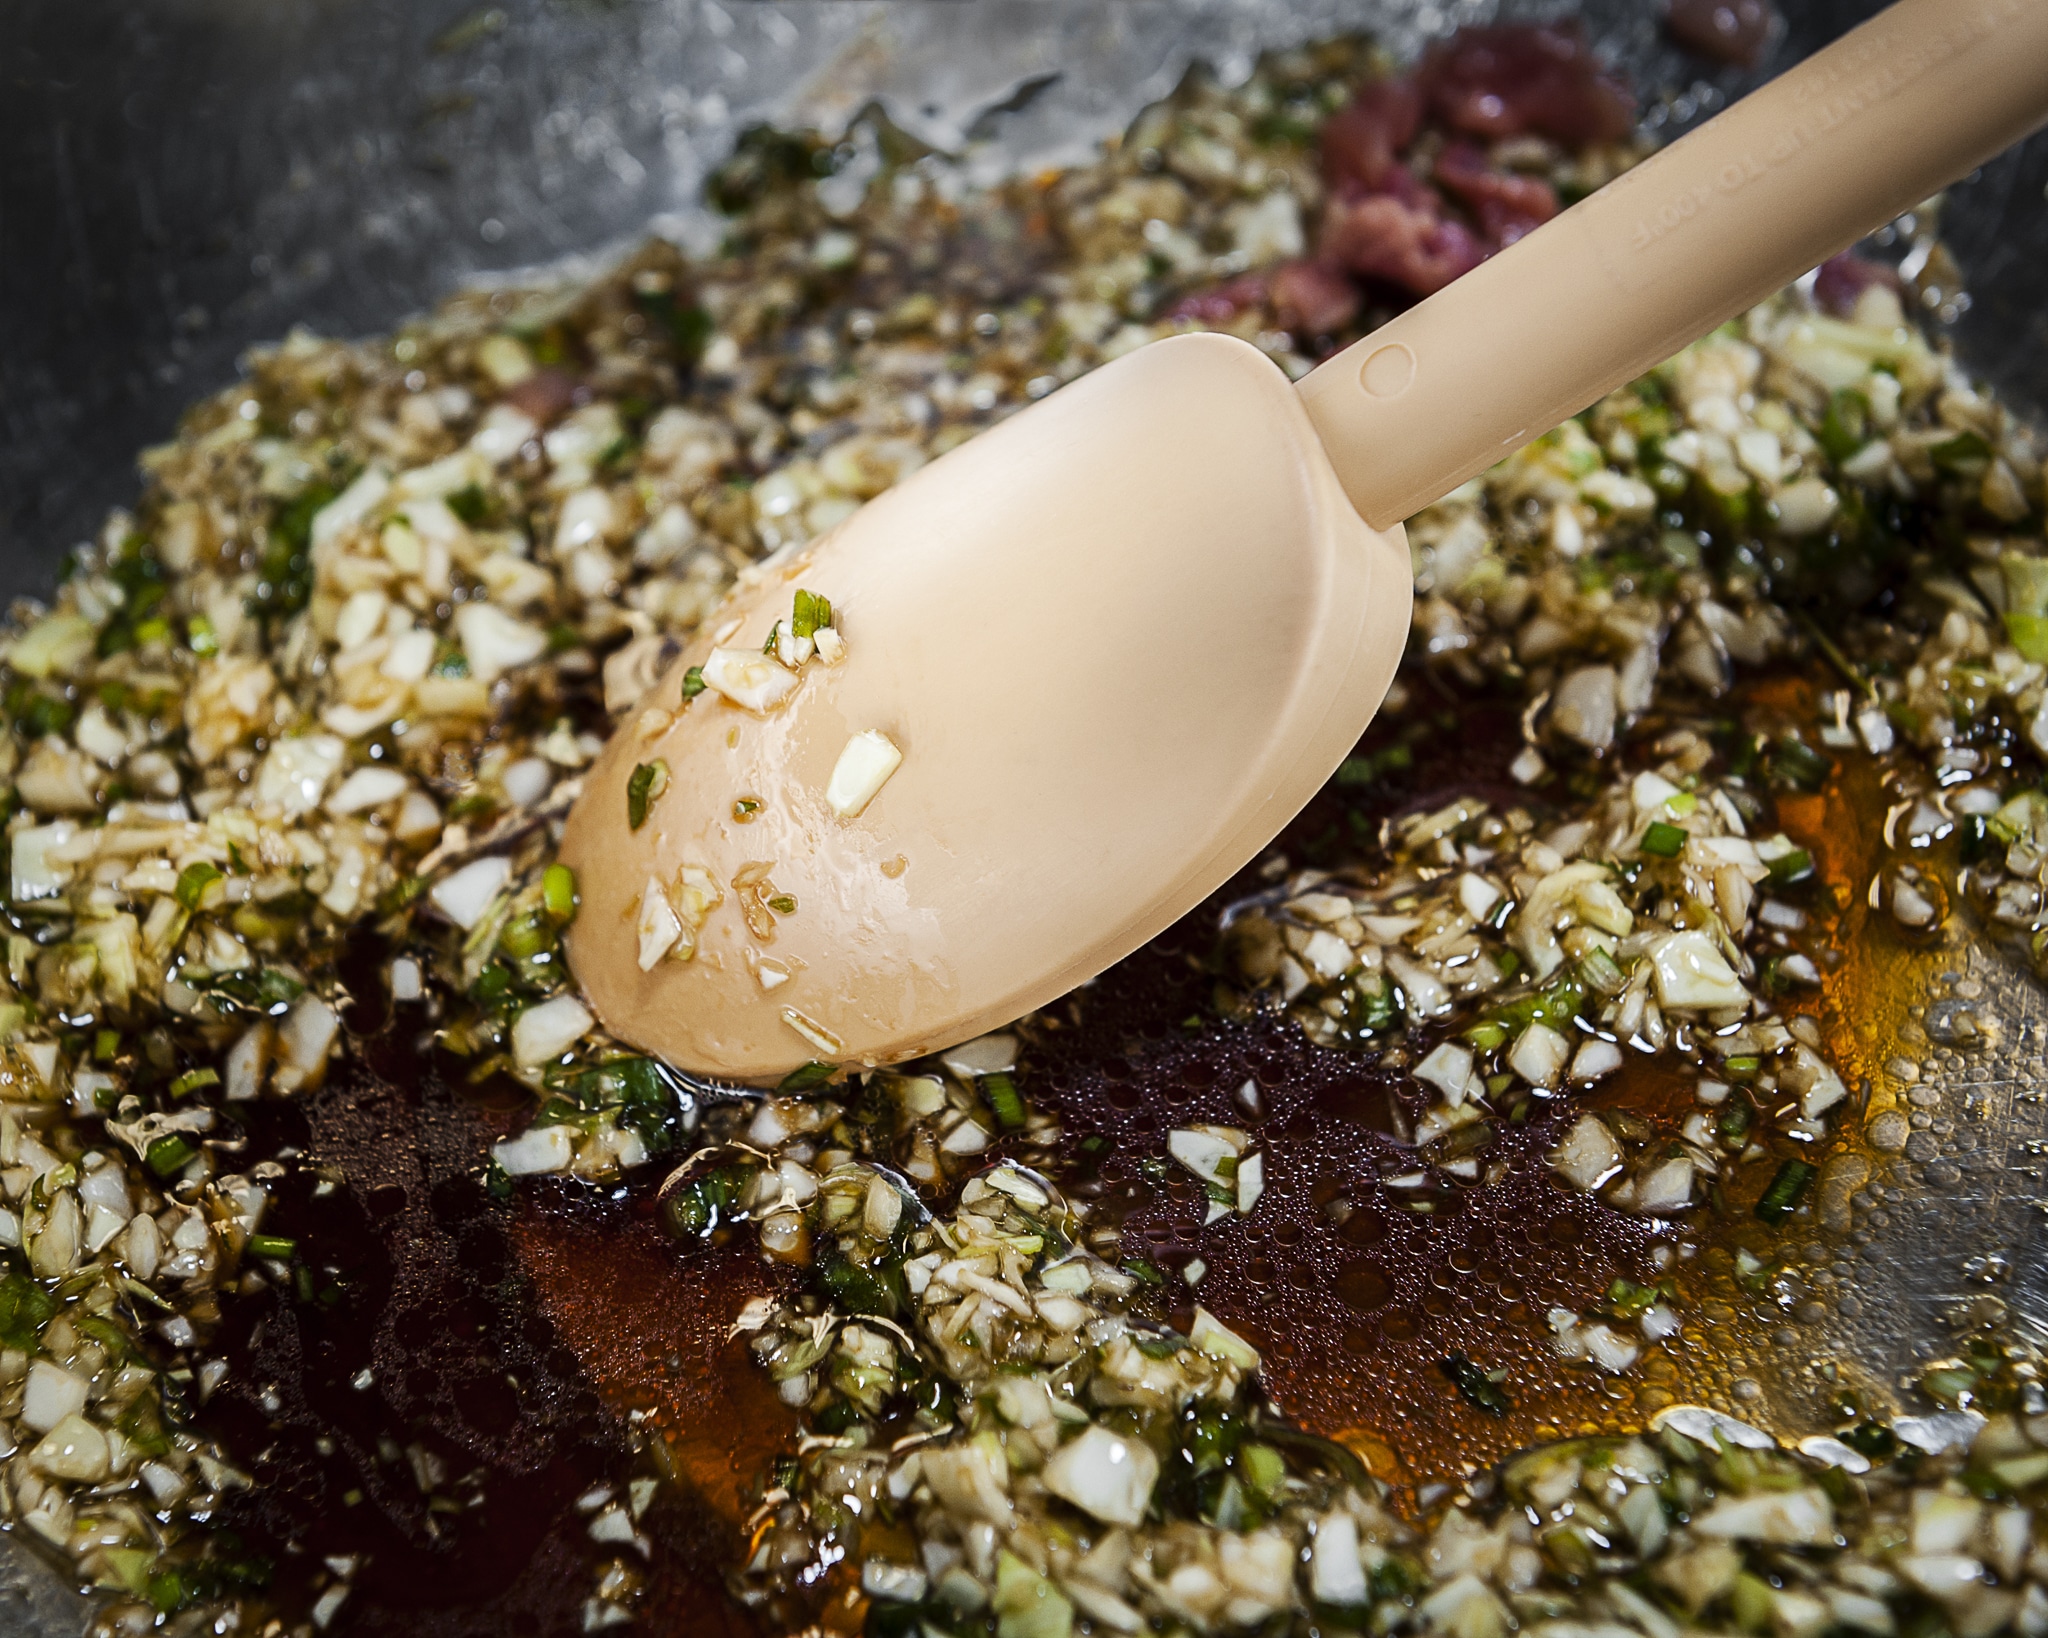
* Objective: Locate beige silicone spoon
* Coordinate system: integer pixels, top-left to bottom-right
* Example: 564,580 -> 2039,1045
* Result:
559,0 -> 2048,1082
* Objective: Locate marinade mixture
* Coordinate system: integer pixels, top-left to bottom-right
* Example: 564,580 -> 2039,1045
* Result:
4,21 -> 2048,1638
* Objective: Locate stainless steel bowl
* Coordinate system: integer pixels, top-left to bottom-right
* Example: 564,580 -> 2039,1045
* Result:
3,2 -> 2047,1630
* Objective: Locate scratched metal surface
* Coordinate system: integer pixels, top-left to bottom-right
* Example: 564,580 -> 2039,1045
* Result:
3,0 -> 2048,1629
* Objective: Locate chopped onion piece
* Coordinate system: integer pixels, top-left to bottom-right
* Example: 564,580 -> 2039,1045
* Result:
1235,1150 -> 1265,1215
825,729 -> 902,818
637,877 -> 682,970
21,1361 -> 88,1433
1633,1156 -> 1695,1214
1041,1425 -> 1158,1527
274,996 -> 340,1093
454,602 -> 548,683
1416,1042 -> 1476,1105
920,1438 -> 1012,1526
1168,1125 -> 1246,1184
511,995 -> 595,1067
1457,872 -> 1501,921
309,467 -> 391,554
493,1124 -> 575,1176
430,855 -> 513,931
1571,1036 -> 1624,1082
500,757 -> 552,809
1190,1306 -> 1261,1371
31,1414 -> 110,1483
1693,1489 -> 1836,1546
1550,1114 -> 1622,1192
225,1023 -> 273,1102
1507,1022 -> 1570,1089
1312,1511 -> 1369,1606
255,735 -> 347,818
1301,927 -> 1354,979
940,1033 -> 1017,1077
1648,930 -> 1748,1010
10,821 -> 77,902
326,766 -> 409,816
701,646 -> 800,712
469,405 -> 539,465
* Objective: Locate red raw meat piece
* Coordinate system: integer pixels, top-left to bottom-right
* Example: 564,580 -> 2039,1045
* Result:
1165,273 -> 1270,327
1321,189 -> 1489,297
1665,0 -> 1776,70
1419,23 -> 1635,146
1812,252 -> 1901,319
1270,260 -> 1362,336
504,368 -> 582,426
1434,141 -> 1560,247
1320,78 -> 1425,193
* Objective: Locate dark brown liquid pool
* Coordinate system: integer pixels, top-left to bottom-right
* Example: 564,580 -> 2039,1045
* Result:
179,669 -> 1929,1634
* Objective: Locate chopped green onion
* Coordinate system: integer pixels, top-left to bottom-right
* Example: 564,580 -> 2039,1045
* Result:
731,797 -> 761,822
0,1273 -> 58,1351
1930,429 -> 1992,474
542,862 -> 579,923
626,760 -> 670,830
186,614 -> 220,657
1439,1351 -> 1510,1416
1240,1441 -> 1287,1501
778,1061 -> 837,1092
175,861 -> 224,910
1603,1277 -> 1659,1318
147,1571 -> 186,1616
761,622 -> 782,656
93,1029 -> 120,1063
982,1072 -> 1027,1131
1334,743 -> 1414,790
1816,387 -> 1869,463
791,589 -> 834,640
378,875 -> 428,918
169,1069 -> 220,1097
1663,791 -> 1698,817
766,894 -> 797,915
446,482 -> 491,525
1640,821 -> 1686,858
1765,847 -> 1814,886
1723,1055 -> 1760,1081
816,1254 -> 903,1317
1755,1159 -> 1816,1223
247,1234 -> 296,1260
1577,946 -> 1626,996
145,1135 -> 198,1178
681,665 -> 706,698
1770,737 -> 1833,793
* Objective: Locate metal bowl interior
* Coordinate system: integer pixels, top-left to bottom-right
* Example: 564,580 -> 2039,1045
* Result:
3,1 -> 2048,1631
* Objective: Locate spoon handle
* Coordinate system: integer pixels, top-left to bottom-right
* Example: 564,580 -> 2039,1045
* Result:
1299,0 -> 2048,532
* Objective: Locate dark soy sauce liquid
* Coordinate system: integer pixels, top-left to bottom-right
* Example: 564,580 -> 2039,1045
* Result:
173,672 -> 1911,1632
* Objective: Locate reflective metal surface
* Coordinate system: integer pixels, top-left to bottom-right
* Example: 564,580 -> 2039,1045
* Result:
3,0 -> 2047,1629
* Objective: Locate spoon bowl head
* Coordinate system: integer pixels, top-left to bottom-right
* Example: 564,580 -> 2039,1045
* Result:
559,331 -> 1411,1080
